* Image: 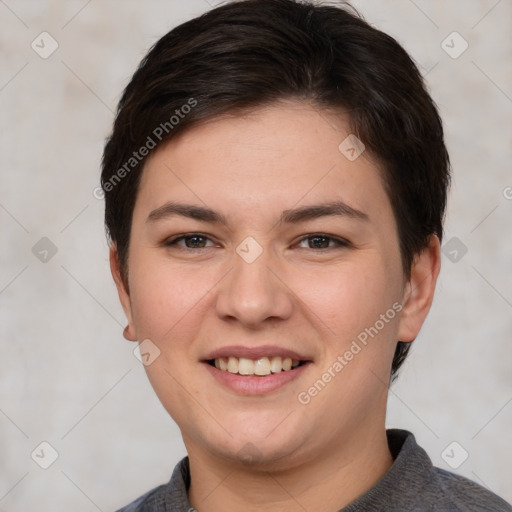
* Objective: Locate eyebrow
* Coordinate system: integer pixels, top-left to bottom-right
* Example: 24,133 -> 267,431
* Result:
146,200 -> 369,226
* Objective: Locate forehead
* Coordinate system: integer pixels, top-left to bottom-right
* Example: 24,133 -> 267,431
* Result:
134,102 -> 392,228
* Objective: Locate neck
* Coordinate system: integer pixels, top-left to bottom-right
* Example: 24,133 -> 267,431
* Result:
187,425 -> 393,512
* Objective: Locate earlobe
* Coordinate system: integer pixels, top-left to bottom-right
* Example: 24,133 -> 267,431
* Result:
397,235 -> 441,343
109,245 -> 138,342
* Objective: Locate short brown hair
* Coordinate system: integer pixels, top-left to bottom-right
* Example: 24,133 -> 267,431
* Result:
101,0 -> 451,378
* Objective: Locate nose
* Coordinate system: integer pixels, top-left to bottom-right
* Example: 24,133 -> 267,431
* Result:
215,246 -> 294,328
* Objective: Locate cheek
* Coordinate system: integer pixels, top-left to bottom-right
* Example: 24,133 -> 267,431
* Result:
127,250 -> 216,342
295,258 -> 397,337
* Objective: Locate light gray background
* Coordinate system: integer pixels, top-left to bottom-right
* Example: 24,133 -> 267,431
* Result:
1,0 -> 511,510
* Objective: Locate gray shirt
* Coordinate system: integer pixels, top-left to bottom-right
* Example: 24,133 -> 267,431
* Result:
116,429 -> 511,511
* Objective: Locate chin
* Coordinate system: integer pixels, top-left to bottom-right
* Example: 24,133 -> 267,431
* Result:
205,425 -> 310,472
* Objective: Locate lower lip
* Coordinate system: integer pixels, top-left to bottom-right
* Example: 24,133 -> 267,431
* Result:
202,362 -> 311,395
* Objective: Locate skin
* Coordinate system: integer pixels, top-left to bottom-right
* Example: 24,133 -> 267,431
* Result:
110,101 -> 440,512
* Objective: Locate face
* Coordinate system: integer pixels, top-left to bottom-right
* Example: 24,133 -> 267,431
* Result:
112,101 -> 439,470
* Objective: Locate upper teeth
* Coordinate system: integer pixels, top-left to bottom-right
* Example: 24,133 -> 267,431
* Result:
214,356 -> 300,376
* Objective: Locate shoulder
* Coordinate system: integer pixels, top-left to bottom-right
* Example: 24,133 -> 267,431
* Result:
429,466 -> 512,512
114,456 -> 191,512
378,429 -> 512,512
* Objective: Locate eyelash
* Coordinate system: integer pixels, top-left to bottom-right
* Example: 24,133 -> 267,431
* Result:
164,233 -> 351,251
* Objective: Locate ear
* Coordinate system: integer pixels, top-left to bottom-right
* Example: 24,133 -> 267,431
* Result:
109,244 -> 138,342
397,235 -> 441,343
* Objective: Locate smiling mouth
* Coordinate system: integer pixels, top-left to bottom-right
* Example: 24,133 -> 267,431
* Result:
206,356 -> 309,376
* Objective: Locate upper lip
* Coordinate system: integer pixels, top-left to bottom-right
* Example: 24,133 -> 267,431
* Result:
203,345 -> 312,362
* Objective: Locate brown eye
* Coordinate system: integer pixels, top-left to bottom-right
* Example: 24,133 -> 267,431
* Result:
165,234 -> 215,249
297,234 -> 350,250
308,236 -> 330,249
183,235 -> 207,248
